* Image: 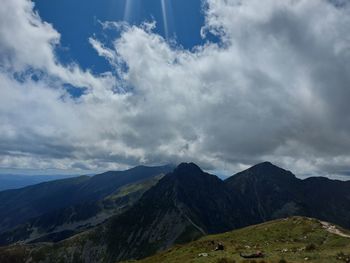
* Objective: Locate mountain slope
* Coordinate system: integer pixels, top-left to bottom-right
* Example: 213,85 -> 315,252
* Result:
128,217 -> 350,263
0,165 -> 173,243
0,175 -> 163,245
301,176 -> 350,228
225,162 -> 350,228
104,163 -> 249,262
225,162 -> 305,223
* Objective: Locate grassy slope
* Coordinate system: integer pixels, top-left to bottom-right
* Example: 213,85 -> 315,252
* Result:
126,217 -> 350,263
105,174 -> 164,202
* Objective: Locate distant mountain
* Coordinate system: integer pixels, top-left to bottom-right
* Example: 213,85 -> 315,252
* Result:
0,175 -> 163,245
0,174 -> 79,191
1,162 -> 350,263
225,161 -> 304,223
0,165 -> 173,245
226,162 -> 350,227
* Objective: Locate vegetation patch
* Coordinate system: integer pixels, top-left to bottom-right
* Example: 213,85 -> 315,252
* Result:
126,217 -> 350,263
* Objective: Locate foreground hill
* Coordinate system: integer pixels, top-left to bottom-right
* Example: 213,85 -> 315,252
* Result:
128,217 -> 350,263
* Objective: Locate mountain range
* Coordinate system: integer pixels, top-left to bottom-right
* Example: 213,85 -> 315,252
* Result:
0,165 -> 173,245
0,174 -> 81,192
0,162 -> 349,263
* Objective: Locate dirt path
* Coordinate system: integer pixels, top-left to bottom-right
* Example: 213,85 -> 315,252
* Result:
320,221 -> 350,238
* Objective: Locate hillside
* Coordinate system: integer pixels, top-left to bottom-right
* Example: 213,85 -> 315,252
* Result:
103,163 -> 250,262
0,175 -> 163,245
129,217 -> 350,263
226,162 -> 350,228
0,165 -> 173,245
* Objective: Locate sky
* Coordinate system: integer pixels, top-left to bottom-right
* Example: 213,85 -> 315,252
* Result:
1,0 -> 350,178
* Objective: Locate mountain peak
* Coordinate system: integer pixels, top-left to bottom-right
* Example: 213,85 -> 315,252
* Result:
226,162 -> 296,184
255,161 -> 274,166
174,162 -> 203,174
249,161 -> 280,171
252,161 -> 277,167
245,161 -> 291,175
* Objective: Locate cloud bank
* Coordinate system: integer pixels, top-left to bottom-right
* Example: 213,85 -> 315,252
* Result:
1,0 -> 350,176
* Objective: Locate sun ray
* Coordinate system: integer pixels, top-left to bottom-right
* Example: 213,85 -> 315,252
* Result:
124,0 -> 133,22
161,0 -> 169,38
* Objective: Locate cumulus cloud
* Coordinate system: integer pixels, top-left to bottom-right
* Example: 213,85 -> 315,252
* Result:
1,0 -> 350,177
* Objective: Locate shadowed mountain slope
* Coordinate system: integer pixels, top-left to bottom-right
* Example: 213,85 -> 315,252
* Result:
104,163 -> 250,261
0,165 -> 173,242
225,162 -> 350,228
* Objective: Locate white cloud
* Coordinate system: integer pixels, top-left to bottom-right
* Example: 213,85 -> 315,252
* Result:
0,0 -> 116,94
1,0 -> 350,177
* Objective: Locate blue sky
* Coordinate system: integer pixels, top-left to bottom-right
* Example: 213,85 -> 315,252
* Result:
34,0 -> 205,75
1,0 -> 350,178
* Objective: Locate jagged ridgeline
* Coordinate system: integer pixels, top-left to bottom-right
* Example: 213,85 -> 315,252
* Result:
0,162 -> 350,263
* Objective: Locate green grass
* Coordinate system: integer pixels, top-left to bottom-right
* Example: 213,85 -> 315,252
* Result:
105,175 -> 163,201
123,217 -> 350,263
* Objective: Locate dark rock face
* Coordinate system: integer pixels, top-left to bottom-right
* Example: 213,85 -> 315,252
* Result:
225,162 -> 350,228
104,162 -> 244,261
225,162 -> 305,222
